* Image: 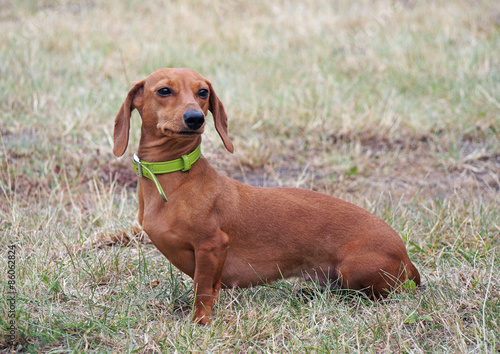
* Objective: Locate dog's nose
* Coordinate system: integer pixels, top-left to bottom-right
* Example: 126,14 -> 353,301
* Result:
183,110 -> 205,130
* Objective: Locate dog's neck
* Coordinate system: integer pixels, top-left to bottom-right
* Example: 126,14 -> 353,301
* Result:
137,134 -> 202,163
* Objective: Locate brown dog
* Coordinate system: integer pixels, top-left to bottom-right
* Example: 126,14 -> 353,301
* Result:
113,68 -> 420,324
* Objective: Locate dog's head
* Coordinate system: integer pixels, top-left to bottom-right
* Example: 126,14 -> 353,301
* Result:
113,68 -> 234,157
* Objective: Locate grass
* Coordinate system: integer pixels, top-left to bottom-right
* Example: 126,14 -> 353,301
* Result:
1,0 -> 499,351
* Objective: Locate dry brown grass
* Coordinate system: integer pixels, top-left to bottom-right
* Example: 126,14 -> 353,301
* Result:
1,0 -> 499,352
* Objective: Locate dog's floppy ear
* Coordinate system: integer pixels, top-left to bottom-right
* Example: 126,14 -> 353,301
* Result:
207,81 -> 234,153
113,80 -> 145,157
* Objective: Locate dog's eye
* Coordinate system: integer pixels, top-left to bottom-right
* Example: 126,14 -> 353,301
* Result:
157,87 -> 172,97
197,89 -> 209,99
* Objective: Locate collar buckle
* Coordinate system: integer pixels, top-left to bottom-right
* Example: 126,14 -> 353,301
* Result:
133,154 -> 143,178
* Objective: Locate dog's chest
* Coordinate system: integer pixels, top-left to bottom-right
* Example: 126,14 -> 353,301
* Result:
142,213 -> 197,276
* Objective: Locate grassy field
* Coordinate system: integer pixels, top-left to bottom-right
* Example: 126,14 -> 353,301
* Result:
1,0 -> 499,352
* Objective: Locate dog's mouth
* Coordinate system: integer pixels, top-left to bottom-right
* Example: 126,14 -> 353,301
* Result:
162,127 -> 201,137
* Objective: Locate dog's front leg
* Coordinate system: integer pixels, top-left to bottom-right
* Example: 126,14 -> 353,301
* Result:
192,231 -> 229,325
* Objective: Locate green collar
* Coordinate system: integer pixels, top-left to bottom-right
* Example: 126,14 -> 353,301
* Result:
133,145 -> 201,202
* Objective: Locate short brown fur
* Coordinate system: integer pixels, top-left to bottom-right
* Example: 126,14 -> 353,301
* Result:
113,68 -> 421,324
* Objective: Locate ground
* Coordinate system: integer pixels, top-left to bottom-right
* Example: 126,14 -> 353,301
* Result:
1,0 -> 499,352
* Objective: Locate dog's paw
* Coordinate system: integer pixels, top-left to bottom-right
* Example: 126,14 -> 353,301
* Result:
296,288 -> 316,303
194,315 -> 211,326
